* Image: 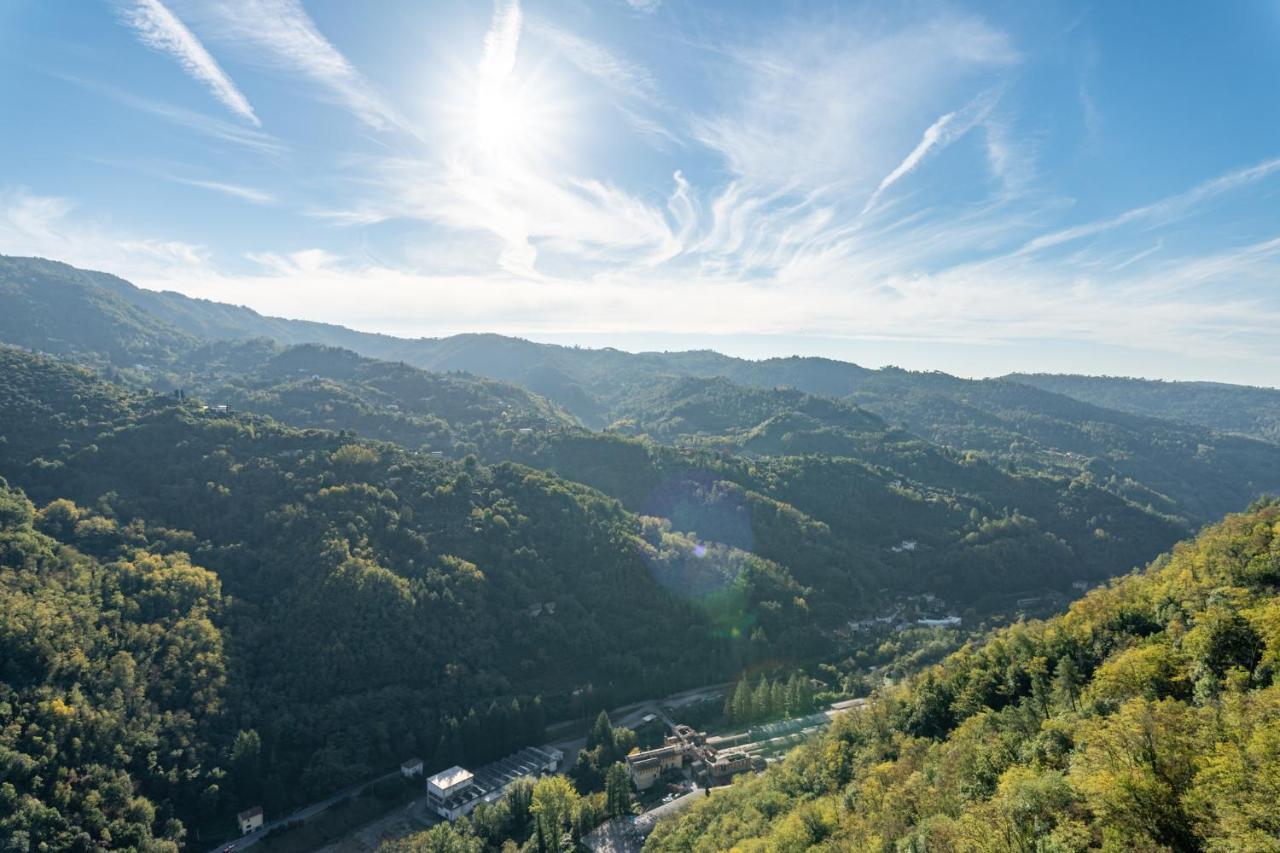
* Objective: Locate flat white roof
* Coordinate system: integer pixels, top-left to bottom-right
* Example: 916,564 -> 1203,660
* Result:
428,765 -> 473,789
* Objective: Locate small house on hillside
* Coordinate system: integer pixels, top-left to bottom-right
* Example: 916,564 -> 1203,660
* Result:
237,805 -> 264,835
401,757 -> 424,778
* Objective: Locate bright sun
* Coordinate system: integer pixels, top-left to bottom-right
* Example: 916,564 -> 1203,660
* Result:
464,64 -> 568,168
474,80 -> 535,154
434,12 -> 572,172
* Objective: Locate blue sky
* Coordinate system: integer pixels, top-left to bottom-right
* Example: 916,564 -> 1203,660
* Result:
2,1 -> 1279,385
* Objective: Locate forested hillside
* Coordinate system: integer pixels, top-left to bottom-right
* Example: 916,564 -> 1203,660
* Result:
4,256 -> 1277,531
0,480 -> 226,849
648,500 -> 1280,851
173,340 -> 577,455
0,348 -> 819,835
0,342 -> 1194,841
4,255 -> 1280,847
129,343 -> 1187,611
1010,373 -> 1280,443
0,256 -> 196,366
837,369 -> 1280,526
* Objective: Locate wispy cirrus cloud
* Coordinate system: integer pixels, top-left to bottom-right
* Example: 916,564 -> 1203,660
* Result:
1017,156 -> 1280,255
526,18 -> 659,102
191,0 -> 407,133
526,17 -> 676,146
55,74 -> 285,155
117,0 -> 259,126
693,13 -> 1018,199
861,112 -> 957,216
171,177 -> 275,204
481,0 -> 522,81
861,91 -> 1006,216
0,188 -> 210,272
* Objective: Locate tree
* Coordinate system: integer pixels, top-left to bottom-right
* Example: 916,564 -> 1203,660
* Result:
605,763 -> 633,816
1053,656 -> 1081,711
530,775 -> 578,851
1186,606 -> 1262,677
1070,697 -> 1201,850
382,823 -> 484,853
752,676 -> 771,723
1028,656 -> 1052,720
771,681 -> 788,719
230,729 -> 262,802
587,711 -> 613,752
434,718 -> 465,769
730,678 -> 752,725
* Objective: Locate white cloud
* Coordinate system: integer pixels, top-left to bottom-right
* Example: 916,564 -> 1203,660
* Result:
1017,156 -> 1280,255
118,0 -> 259,126
0,188 -> 210,272
190,0 -> 406,132
481,0 -> 523,82
860,112 -> 956,216
172,178 -> 275,204
56,74 -> 285,155
5,177 -> 1279,376
526,17 -> 675,145
692,13 -> 1018,198
527,18 -> 659,102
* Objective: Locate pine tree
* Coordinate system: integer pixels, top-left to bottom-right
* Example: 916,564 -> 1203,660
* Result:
587,710 -> 613,752
1053,655 -> 1081,711
730,678 -> 752,725
752,676 -> 771,724
770,681 -> 787,719
792,673 -> 815,715
605,763 -> 632,816
434,717 -> 464,769
785,673 -> 803,717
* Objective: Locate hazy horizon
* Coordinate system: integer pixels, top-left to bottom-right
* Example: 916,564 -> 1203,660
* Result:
33,253 -> 1274,390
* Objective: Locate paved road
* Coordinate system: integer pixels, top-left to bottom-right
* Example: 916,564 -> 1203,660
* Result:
209,682 -> 730,852
546,682 -> 730,771
206,768 -> 401,853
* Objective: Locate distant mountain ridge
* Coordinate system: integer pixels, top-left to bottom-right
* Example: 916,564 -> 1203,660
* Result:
3,254 -> 1280,527
1010,372 -> 1280,442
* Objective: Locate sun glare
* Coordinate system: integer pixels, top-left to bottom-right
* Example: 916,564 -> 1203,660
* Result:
474,80 -> 535,154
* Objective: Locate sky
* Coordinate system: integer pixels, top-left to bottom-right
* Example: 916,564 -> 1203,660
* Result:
2,1 -> 1279,385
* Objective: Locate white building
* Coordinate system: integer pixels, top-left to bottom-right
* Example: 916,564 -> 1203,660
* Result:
427,766 -> 476,821
237,806 -> 263,835
917,615 -> 962,628
427,746 -> 564,821
401,757 -> 424,778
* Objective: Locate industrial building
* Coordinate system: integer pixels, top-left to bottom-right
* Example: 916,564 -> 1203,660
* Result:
625,725 -> 755,790
426,745 -> 564,821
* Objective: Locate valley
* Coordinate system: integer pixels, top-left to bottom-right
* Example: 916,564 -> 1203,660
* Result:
2,256 -> 1279,850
